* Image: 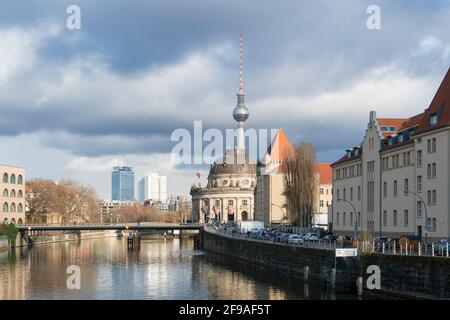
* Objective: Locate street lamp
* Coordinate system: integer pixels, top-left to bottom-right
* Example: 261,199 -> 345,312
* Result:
404,190 -> 428,248
338,198 -> 358,239
271,203 -> 287,225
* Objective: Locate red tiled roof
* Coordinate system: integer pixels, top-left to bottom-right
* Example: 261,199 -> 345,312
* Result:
415,67 -> 450,135
399,112 -> 424,131
377,118 -> 408,131
315,163 -> 332,184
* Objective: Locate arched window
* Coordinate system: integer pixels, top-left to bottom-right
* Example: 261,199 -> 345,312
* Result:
18,190 -> 23,198
18,203 -> 23,212
2,202 -> 8,212
17,218 -> 23,224
10,174 -> 16,184
3,218 -> 8,225
18,175 -> 23,184
10,218 -> 15,225
10,189 -> 16,197
3,189 -> 8,197
10,203 -> 16,212
2,173 -> 8,183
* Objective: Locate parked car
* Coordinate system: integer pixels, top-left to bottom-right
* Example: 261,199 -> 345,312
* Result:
323,234 -> 336,242
434,238 -> 449,256
374,236 -> 389,251
288,234 -> 303,245
304,232 -> 319,241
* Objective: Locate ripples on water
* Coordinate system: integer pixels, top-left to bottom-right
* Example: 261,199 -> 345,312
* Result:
0,237 -> 386,300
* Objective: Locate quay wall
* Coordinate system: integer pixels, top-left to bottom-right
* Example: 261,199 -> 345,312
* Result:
360,253 -> 450,299
202,228 -> 358,288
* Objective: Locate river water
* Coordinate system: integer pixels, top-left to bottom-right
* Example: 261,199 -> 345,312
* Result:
0,236 -> 385,300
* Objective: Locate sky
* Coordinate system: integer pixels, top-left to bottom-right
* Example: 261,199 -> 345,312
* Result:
1,0 -> 450,199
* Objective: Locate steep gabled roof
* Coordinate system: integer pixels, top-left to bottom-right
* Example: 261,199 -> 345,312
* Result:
415,67 -> 450,135
266,128 -> 295,161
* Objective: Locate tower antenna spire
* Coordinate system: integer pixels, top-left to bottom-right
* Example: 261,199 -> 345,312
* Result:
239,34 -> 244,95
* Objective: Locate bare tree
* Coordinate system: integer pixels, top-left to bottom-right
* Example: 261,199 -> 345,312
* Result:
284,142 -> 318,228
49,180 -> 99,223
25,180 -> 55,223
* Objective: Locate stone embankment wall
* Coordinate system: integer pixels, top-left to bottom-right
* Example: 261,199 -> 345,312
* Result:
360,253 -> 450,299
202,228 -> 358,288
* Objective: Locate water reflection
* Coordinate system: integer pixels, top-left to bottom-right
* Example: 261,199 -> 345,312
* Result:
0,237 -> 385,300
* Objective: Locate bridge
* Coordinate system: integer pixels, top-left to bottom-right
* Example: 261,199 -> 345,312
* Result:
16,222 -> 204,232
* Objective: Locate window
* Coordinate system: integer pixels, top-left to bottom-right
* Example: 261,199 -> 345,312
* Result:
427,190 -> 436,205
430,114 -> 438,125
320,188 -> 324,195
17,203 -> 23,213
383,210 -> 387,227
2,202 -> 8,212
215,200 -> 220,207
428,218 -> 437,232
18,175 -> 23,184
404,210 -> 409,227
242,200 -> 248,206
358,186 -> 361,201
10,189 -> 15,197
343,188 -> 346,201
357,212 -> 361,227
393,210 -> 397,227
2,173 -> 7,183
343,212 -> 346,226
404,178 -> 409,194
10,174 -> 15,184
2,189 -> 8,197
427,138 -> 437,153
383,182 -> 387,198
417,176 -> 422,193
336,213 -> 340,226
417,150 -> 422,167
417,201 -> 422,218
10,203 -> 15,212
393,180 -> 398,197
17,190 -> 23,198
337,189 -> 340,200
228,200 -> 234,206
350,187 -> 353,201
427,163 -> 436,179
320,200 -> 324,207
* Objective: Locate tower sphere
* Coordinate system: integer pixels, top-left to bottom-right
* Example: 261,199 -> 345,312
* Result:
233,94 -> 249,122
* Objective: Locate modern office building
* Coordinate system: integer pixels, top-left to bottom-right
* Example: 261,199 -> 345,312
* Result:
331,67 -> 450,240
138,173 -> 167,202
111,166 -> 134,201
1,164 -> 26,225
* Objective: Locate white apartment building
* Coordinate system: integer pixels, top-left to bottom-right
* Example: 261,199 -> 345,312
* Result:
331,68 -> 450,240
138,173 -> 167,202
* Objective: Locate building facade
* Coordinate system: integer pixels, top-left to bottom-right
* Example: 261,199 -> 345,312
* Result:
138,173 -> 167,202
331,67 -> 450,240
255,129 -> 333,227
1,165 -> 26,225
111,166 -> 134,201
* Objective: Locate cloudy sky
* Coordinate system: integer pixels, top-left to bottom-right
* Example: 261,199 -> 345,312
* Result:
1,0 -> 450,199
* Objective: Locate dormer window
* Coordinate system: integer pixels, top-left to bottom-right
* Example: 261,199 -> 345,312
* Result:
430,113 -> 438,125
